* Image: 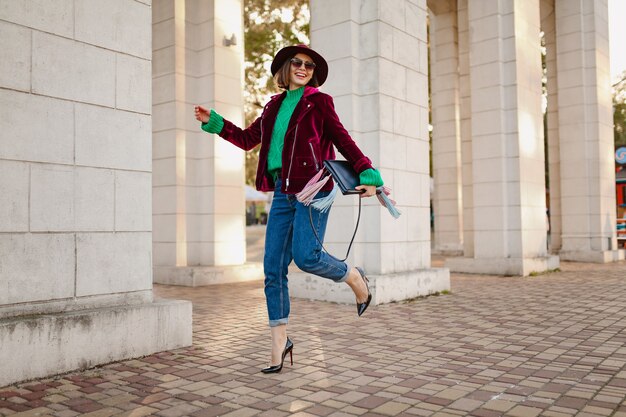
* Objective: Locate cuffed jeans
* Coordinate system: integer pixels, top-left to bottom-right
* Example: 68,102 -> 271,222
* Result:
264,179 -> 350,327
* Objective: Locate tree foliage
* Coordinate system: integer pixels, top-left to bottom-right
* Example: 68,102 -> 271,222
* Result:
243,0 -> 310,185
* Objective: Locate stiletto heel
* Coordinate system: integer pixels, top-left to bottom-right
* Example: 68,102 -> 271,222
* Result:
262,337 -> 294,374
355,267 -> 372,317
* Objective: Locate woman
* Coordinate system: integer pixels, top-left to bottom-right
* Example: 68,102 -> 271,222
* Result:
194,44 -> 384,374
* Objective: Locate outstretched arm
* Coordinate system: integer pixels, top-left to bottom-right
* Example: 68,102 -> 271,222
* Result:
194,105 -> 261,151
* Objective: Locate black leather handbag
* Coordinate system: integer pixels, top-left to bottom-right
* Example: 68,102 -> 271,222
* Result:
323,160 -> 363,195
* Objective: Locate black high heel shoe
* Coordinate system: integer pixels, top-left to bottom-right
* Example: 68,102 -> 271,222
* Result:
355,267 -> 372,317
261,337 -> 293,374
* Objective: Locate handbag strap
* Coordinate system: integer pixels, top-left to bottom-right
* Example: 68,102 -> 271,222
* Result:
308,196 -> 361,262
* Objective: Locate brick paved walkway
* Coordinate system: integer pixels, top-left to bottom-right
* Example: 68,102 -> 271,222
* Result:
2,260 -> 626,417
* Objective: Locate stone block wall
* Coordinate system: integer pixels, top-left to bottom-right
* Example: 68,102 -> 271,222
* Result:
152,0 -> 249,282
0,0 -> 154,316
0,0 -> 192,386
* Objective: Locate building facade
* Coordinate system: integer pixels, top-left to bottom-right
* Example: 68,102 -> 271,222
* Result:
0,0 -> 621,386
430,0 -> 623,274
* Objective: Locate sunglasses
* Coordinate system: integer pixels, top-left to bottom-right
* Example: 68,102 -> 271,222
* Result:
290,58 -> 316,71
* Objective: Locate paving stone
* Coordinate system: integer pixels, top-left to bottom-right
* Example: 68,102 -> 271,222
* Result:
303,391 -> 339,403
540,411 -> 574,417
320,399 -> 349,410
482,399 -> 516,412
80,408 -> 120,417
53,411 -> 80,417
257,411 -> 290,417
371,401 -> 411,415
470,408 -> 502,417
338,405 -> 367,415
507,405 -> 544,417
436,388 -> 467,401
220,407 -> 261,417
2,260 -> 626,415
352,395 -> 388,409
8,407 -> 53,416
190,405 -> 235,417
581,405 -> 615,416
448,397 -> 483,412
276,400 -> 313,413
115,406 -> 159,417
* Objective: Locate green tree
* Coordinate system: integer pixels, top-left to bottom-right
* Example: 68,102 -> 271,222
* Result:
614,71 -> 626,149
243,0 -> 310,185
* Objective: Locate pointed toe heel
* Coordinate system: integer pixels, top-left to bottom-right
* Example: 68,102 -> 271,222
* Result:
261,337 -> 294,374
355,267 -> 372,317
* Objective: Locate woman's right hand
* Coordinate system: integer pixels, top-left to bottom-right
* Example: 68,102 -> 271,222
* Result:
194,105 -> 210,124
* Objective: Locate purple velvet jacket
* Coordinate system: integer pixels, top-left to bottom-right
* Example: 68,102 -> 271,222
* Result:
218,86 -> 374,194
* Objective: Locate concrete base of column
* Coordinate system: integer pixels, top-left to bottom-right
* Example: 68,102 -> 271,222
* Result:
288,267 -> 450,305
432,244 -> 464,257
154,263 -> 264,286
445,255 -> 560,276
559,250 -> 625,263
0,299 -> 192,387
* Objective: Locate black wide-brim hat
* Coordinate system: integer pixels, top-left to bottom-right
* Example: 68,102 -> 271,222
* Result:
271,44 -> 329,87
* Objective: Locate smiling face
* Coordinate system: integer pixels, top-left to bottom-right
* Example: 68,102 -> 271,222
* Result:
288,53 -> 315,90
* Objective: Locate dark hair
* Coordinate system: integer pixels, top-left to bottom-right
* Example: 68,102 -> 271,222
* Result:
273,55 -> 320,90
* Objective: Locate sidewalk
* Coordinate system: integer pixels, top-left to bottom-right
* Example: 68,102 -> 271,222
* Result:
2,260 -> 626,416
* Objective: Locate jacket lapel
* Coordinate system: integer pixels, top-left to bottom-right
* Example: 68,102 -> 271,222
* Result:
285,98 -> 315,136
261,94 -> 283,143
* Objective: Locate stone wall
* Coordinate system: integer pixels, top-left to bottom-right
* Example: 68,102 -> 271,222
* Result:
0,0 -> 192,386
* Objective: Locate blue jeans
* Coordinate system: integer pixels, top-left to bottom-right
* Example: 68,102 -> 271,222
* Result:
264,179 -> 350,327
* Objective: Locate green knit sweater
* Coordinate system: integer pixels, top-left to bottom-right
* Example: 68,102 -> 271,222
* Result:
201,92 -> 383,187
267,87 -> 304,175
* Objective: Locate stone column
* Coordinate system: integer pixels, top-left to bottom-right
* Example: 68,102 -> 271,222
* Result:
0,0 -> 191,386
446,0 -> 559,275
152,0 -> 262,285
554,0 -> 624,262
458,0 -> 475,257
290,0 -> 449,304
541,0 -> 562,253
430,1 -> 464,255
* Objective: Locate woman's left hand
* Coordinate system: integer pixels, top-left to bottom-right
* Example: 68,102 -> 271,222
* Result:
355,185 -> 377,198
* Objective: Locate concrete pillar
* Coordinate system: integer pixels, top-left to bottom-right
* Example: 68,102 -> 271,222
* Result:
554,0 -> 624,262
541,0 -> 562,253
446,0 -> 559,275
0,0 -> 191,386
152,0 -> 262,285
458,0 -> 475,257
430,1 -> 464,255
290,0 -> 449,304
